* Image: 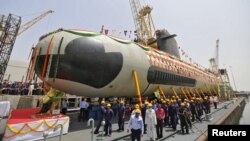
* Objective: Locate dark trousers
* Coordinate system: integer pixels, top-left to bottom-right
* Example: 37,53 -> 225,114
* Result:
94,119 -> 103,133
156,119 -> 163,138
185,115 -> 192,128
164,116 -> 170,127
131,129 -> 142,141
180,118 -> 189,134
104,121 -> 112,135
61,108 -> 67,115
170,116 -> 177,130
118,117 -> 125,130
191,110 -> 196,122
214,102 -> 217,109
79,108 -> 86,121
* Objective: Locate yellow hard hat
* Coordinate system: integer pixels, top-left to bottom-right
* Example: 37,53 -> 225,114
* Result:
101,101 -> 105,104
145,101 -> 149,105
107,103 -> 111,107
135,109 -> 141,113
135,104 -> 139,109
148,103 -> 152,107
181,103 -> 185,107
162,100 -> 166,103
190,100 -> 194,102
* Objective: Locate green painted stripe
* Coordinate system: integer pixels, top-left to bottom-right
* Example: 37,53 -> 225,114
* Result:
137,44 -> 151,51
169,56 -> 175,59
109,37 -> 132,44
53,37 -> 64,82
64,30 -> 100,37
154,50 -> 164,55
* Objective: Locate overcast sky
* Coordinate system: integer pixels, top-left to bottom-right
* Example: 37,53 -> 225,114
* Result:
1,0 -> 249,91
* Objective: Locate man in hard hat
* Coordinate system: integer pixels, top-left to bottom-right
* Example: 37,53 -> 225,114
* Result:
178,103 -> 189,134
117,101 -> 125,132
145,103 -> 157,141
104,103 -> 114,136
168,100 -> 177,130
131,104 -> 140,117
94,101 -> 106,134
127,109 -> 144,141
141,101 -> 148,134
163,100 -> 170,127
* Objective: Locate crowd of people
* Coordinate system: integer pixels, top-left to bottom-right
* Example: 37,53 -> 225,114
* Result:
1,81 -> 219,141
0,80 -> 44,95
78,95 -> 219,141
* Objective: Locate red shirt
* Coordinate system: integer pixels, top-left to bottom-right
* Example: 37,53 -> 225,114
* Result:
155,108 -> 165,120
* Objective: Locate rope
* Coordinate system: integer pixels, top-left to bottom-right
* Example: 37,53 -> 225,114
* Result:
4,117 -> 69,138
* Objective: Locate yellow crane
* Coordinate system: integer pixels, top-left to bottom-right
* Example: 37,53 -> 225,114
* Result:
17,10 -> 54,36
129,0 -> 156,47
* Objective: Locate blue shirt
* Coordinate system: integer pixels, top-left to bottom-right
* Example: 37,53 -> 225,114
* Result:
128,115 -> 144,133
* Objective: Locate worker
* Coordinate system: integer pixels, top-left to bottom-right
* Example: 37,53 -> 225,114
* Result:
178,103 -> 189,134
168,100 -> 177,130
213,95 -> 218,109
127,109 -> 144,141
196,98 -> 203,119
206,96 -> 211,113
145,103 -> 157,141
155,103 -> 165,139
141,101 -> 148,134
28,82 -> 34,96
117,101 -> 125,132
203,97 -> 209,114
79,98 -> 89,122
193,98 -> 202,122
104,103 -> 114,136
94,101 -> 106,134
131,104 -> 140,117
61,98 -> 68,115
163,100 -> 170,127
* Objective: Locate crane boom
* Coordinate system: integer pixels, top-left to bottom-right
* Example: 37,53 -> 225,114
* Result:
17,10 -> 54,36
129,0 -> 155,46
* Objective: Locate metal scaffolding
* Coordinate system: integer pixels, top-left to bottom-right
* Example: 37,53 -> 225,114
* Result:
0,14 -> 21,82
218,69 -> 233,100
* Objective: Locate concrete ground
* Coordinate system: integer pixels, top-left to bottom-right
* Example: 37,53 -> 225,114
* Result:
43,99 -> 240,141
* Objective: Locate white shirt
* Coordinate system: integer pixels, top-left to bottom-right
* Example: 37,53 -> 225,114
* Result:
128,115 -> 144,133
29,84 -> 34,90
214,96 -> 218,103
145,108 -> 157,126
62,100 -> 68,108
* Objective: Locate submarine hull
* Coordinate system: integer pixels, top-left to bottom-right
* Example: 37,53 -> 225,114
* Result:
34,29 -> 218,97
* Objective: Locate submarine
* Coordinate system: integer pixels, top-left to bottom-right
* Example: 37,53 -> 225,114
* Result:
33,28 -> 218,97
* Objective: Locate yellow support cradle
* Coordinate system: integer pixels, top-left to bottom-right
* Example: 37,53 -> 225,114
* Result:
132,70 -> 142,108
